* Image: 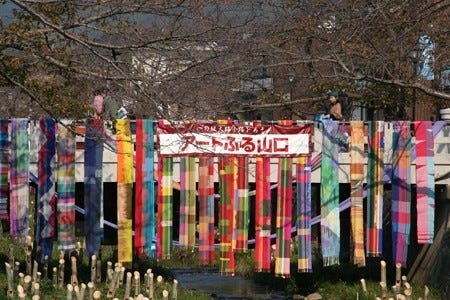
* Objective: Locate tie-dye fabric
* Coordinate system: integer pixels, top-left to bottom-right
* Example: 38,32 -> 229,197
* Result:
235,157 -> 249,252
0,119 -> 9,221
349,121 -> 365,267
320,120 -> 340,266
198,157 -> 215,265
391,121 -> 411,267
10,118 -> 30,240
157,156 -> 173,259
56,121 -> 76,252
297,155 -> 312,273
414,121 -> 435,244
179,157 -> 196,248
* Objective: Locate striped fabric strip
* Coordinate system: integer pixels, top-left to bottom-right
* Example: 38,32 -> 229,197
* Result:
392,121 -> 411,267
219,156 -> 235,275
10,119 -> 30,240
116,119 -> 133,265
235,157 -> 249,252
134,120 -> 145,256
84,118 -> 104,258
157,156 -> 173,259
275,157 -> 293,278
366,121 -> 384,256
297,155 -> 312,273
414,121 -> 435,244
349,121 -> 366,267
179,157 -> 197,248
56,121 -> 76,252
198,157 -> 215,265
320,120 -> 340,266
0,119 -> 9,220
254,157 -> 272,272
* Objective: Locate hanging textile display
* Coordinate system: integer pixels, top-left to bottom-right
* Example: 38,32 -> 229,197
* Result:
297,155 -> 312,273
179,156 -> 197,248
392,121 -> 411,267
219,156 -> 235,275
10,118 -> 30,239
254,157 -> 272,272
56,121 -> 76,252
366,121 -> 384,257
275,157 -> 293,277
414,121 -> 435,244
116,119 -> 133,265
157,156 -> 173,259
320,120 -> 340,266
349,121 -> 366,267
235,156 -> 249,252
84,118 -> 104,258
198,156 -> 215,265
134,119 -> 156,257
0,119 -> 9,221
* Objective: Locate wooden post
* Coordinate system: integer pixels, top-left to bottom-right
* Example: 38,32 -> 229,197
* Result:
32,260 -> 38,283
8,244 -> 15,272
5,262 -> 14,298
360,278 -> 367,294
90,255 -> 97,285
380,260 -> 387,284
148,273 -> 154,300
404,288 -> 412,300
67,284 -> 73,300
33,283 -> 40,297
52,267 -> 58,287
172,279 -> 178,300
36,271 -> 41,283
423,285 -> 430,300
58,259 -> 65,288
17,285 -> 26,300
107,266 -> 120,299
380,281 -> 387,300
162,290 -> 169,300
25,236 -> 33,275
87,282 -> 95,300
78,283 -> 86,300
96,257 -> 102,283
93,290 -> 101,300
124,272 -> 132,299
43,255 -> 49,279
395,263 -> 402,287
71,256 -> 78,287
32,295 -> 40,300
23,275 -> 32,295
119,266 -> 125,286
133,271 -> 140,297
156,275 -> 163,286
14,261 -> 21,278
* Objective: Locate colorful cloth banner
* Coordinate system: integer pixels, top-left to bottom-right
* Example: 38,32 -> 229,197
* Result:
219,156 -> 235,275
116,119 -> 133,265
414,121 -> 435,244
134,119 -> 156,257
350,121 -> 365,267
234,157 -> 249,252
0,119 -> 9,221
56,121 -> 76,252
179,157 -> 197,247
198,157 -> 215,265
254,157 -> 272,272
392,121 -> 411,267
297,155 -> 312,273
157,156 -> 173,259
320,120 -> 340,266
84,118 -> 104,257
366,121 -> 384,256
10,119 -> 30,240
275,157 -> 293,277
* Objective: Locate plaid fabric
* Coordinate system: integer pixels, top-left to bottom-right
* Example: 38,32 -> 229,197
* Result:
414,121 -> 435,244
219,157 -> 235,275
179,157 -> 197,248
297,155 -> 312,273
350,121 -> 366,267
10,119 -> 30,240
198,157 -> 215,265
84,118 -> 104,257
116,119 -> 133,265
392,121 -> 411,267
320,120 -> 340,266
254,157 -> 272,272
135,119 -> 156,257
235,157 -> 249,252
275,157 -> 293,278
157,156 -> 173,259
0,119 -> 9,221
56,121 -> 76,252
366,121 -> 384,257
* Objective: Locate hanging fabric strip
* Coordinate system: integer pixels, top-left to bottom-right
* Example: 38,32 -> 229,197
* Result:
198,156 -> 215,265
392,121 -> 411,267
84,118 -> 104,258
56,120 -> 76,252
10,118 -> 30,240
275,157 -> 293,278
235,157 -> 249,252
157,156 -> 173,259
0,119 -> 9,221
350,121 -> 366,267
366,121 -> 384,257
414,121 -> 435,244
219,156 -> 235,275
179,157 -> 197,247
134,120 -> 145,256
297,155 -> 312,273
116,119 -> 133,265
320,120 -> 340,266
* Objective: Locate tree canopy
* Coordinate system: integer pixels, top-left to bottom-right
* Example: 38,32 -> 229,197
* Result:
0,0 -> 449,120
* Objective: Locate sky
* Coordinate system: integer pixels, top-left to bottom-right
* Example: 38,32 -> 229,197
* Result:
0,1 -> 16,25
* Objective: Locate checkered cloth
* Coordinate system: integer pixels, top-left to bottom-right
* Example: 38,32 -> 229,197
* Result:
198,157 -> 215,265
179,157 -> 197,248
0,119 -> 9,221
297,155 -> 312,272
157,156 -> 173,259
235,157 -> 249,252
